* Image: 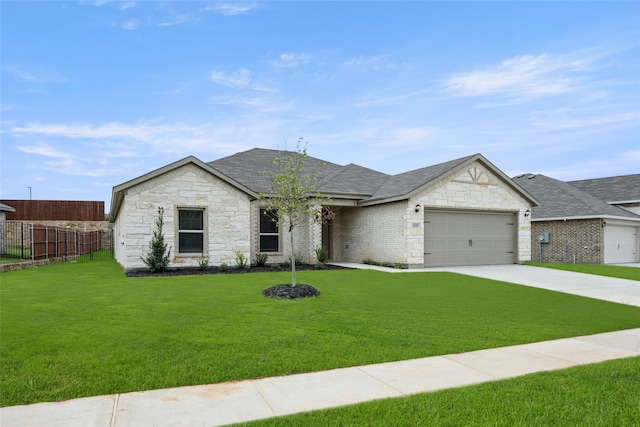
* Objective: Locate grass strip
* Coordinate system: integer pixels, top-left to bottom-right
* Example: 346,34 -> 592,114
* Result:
526,262 -> 640,281
237,357 -> 640,426
1,260 -> 639,406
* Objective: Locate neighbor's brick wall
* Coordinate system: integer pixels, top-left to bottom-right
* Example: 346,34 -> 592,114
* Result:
114,163 -> 251,271
531,219 -> 604,264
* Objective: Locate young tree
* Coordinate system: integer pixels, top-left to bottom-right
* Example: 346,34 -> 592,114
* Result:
261,139 -> 324,287
141,206 -> 172,273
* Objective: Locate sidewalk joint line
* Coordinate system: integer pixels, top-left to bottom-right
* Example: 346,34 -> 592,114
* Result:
250,380 -> 277,417
109,393 -> 120,427
355,366 -> 406,396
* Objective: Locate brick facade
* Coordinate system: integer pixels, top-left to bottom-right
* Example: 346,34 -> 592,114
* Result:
531,219 -> 604,264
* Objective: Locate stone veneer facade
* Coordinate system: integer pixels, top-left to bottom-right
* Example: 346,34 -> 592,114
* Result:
330,161 -> 532,267
114,159 -> 534,270
114,164 -> 252,271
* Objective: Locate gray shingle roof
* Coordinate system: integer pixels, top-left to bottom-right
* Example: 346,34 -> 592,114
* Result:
209,149 -> 537,206
316,163 -> 389,197
111,148 -> 539,220
569,174 -> 640,203
511,174 -> 640,220
365,155 -> 476,202
208,148 -> 345,195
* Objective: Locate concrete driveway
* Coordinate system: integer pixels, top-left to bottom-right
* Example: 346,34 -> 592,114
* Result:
334,263 -> 640,307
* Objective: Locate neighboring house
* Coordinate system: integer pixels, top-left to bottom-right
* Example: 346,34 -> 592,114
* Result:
0,203 -> 16,255
512,174 -> 640,264
110,149 -> 537,271
570,174 -> 640,216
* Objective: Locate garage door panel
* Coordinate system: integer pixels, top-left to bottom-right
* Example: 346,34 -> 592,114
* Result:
425,210 -> 515,267
604,225 -> 637,264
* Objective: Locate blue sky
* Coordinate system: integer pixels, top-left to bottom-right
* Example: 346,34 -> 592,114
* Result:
2,1 -> 639,212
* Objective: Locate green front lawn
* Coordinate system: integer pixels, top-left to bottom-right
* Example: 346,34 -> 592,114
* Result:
527,262 -> 640,281
238,356 -> 640,426
1,260 -> 639,407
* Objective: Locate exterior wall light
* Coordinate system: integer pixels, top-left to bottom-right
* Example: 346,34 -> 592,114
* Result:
524,209 -> 531,218
602,221 -> 607,228
415,204 -> 421,213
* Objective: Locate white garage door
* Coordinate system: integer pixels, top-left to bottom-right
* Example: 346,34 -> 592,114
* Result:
424,210 -> 516,267
604,225 -> 637,264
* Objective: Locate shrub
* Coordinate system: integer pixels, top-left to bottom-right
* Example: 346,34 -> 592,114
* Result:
254,253 -> 269,267
140,207 -> 172,273
218,263 -> 229,273
270,263 -> 282,271
235,252 -> 248,269
198,257 -> 209,271
314,261 -> 325,270
315,246 -> 328,264
362,259 -> 376,265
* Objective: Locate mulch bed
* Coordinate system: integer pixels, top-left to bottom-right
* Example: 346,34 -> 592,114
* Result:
126,263 -> 348,277
262,283 -> 321,299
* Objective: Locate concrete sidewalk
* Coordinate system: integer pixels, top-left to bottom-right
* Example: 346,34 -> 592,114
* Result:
2,328 -> 639,427
2,264 -> 639,427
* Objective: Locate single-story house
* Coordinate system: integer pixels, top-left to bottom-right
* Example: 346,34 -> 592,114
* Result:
511,174 -> 640,264
110,149 -> 538,271
0,202 -> 16,255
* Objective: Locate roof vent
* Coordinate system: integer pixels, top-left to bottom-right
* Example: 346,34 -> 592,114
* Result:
527,174 -> 537,179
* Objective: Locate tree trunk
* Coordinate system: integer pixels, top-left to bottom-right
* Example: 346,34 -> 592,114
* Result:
290,230 -> 296,287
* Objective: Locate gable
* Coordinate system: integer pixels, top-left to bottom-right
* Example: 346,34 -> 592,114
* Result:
110,156 -> 256,222
360,154 -> 537,207
417,160 -> 535,210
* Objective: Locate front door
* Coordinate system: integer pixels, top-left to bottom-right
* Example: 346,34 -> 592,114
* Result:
322,221 -> 333,260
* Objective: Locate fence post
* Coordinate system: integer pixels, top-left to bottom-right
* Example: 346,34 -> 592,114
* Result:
21,222 -> 25,259
30,223 -> 34,261
90,231 -> 93,260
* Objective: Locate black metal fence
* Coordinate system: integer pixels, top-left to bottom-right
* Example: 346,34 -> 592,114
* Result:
0,222 -> 114,262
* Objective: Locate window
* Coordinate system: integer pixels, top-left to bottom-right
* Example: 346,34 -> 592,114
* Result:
178,209 -> 204,253
259,209 -> 279,252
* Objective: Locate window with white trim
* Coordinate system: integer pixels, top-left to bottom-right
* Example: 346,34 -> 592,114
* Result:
178,209 -> 204,254
259,208 -> 279,252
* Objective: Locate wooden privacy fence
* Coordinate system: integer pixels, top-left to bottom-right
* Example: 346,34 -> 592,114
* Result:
1,222 -> 114,261
31,226 -> 112,260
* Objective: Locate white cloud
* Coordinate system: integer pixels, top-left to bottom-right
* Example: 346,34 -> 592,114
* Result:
445,52 -> 592,101
17,142 -> 76,159
343,55 -> 399,73
9,121 -> 257,156
270,52 -> 312,69
210,68 -> 252,88
5,66 -> 69,84
204,3 -> 260,16
119,1 -> 135,11
120,19 -> 140,30
158,14 -> 192,27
